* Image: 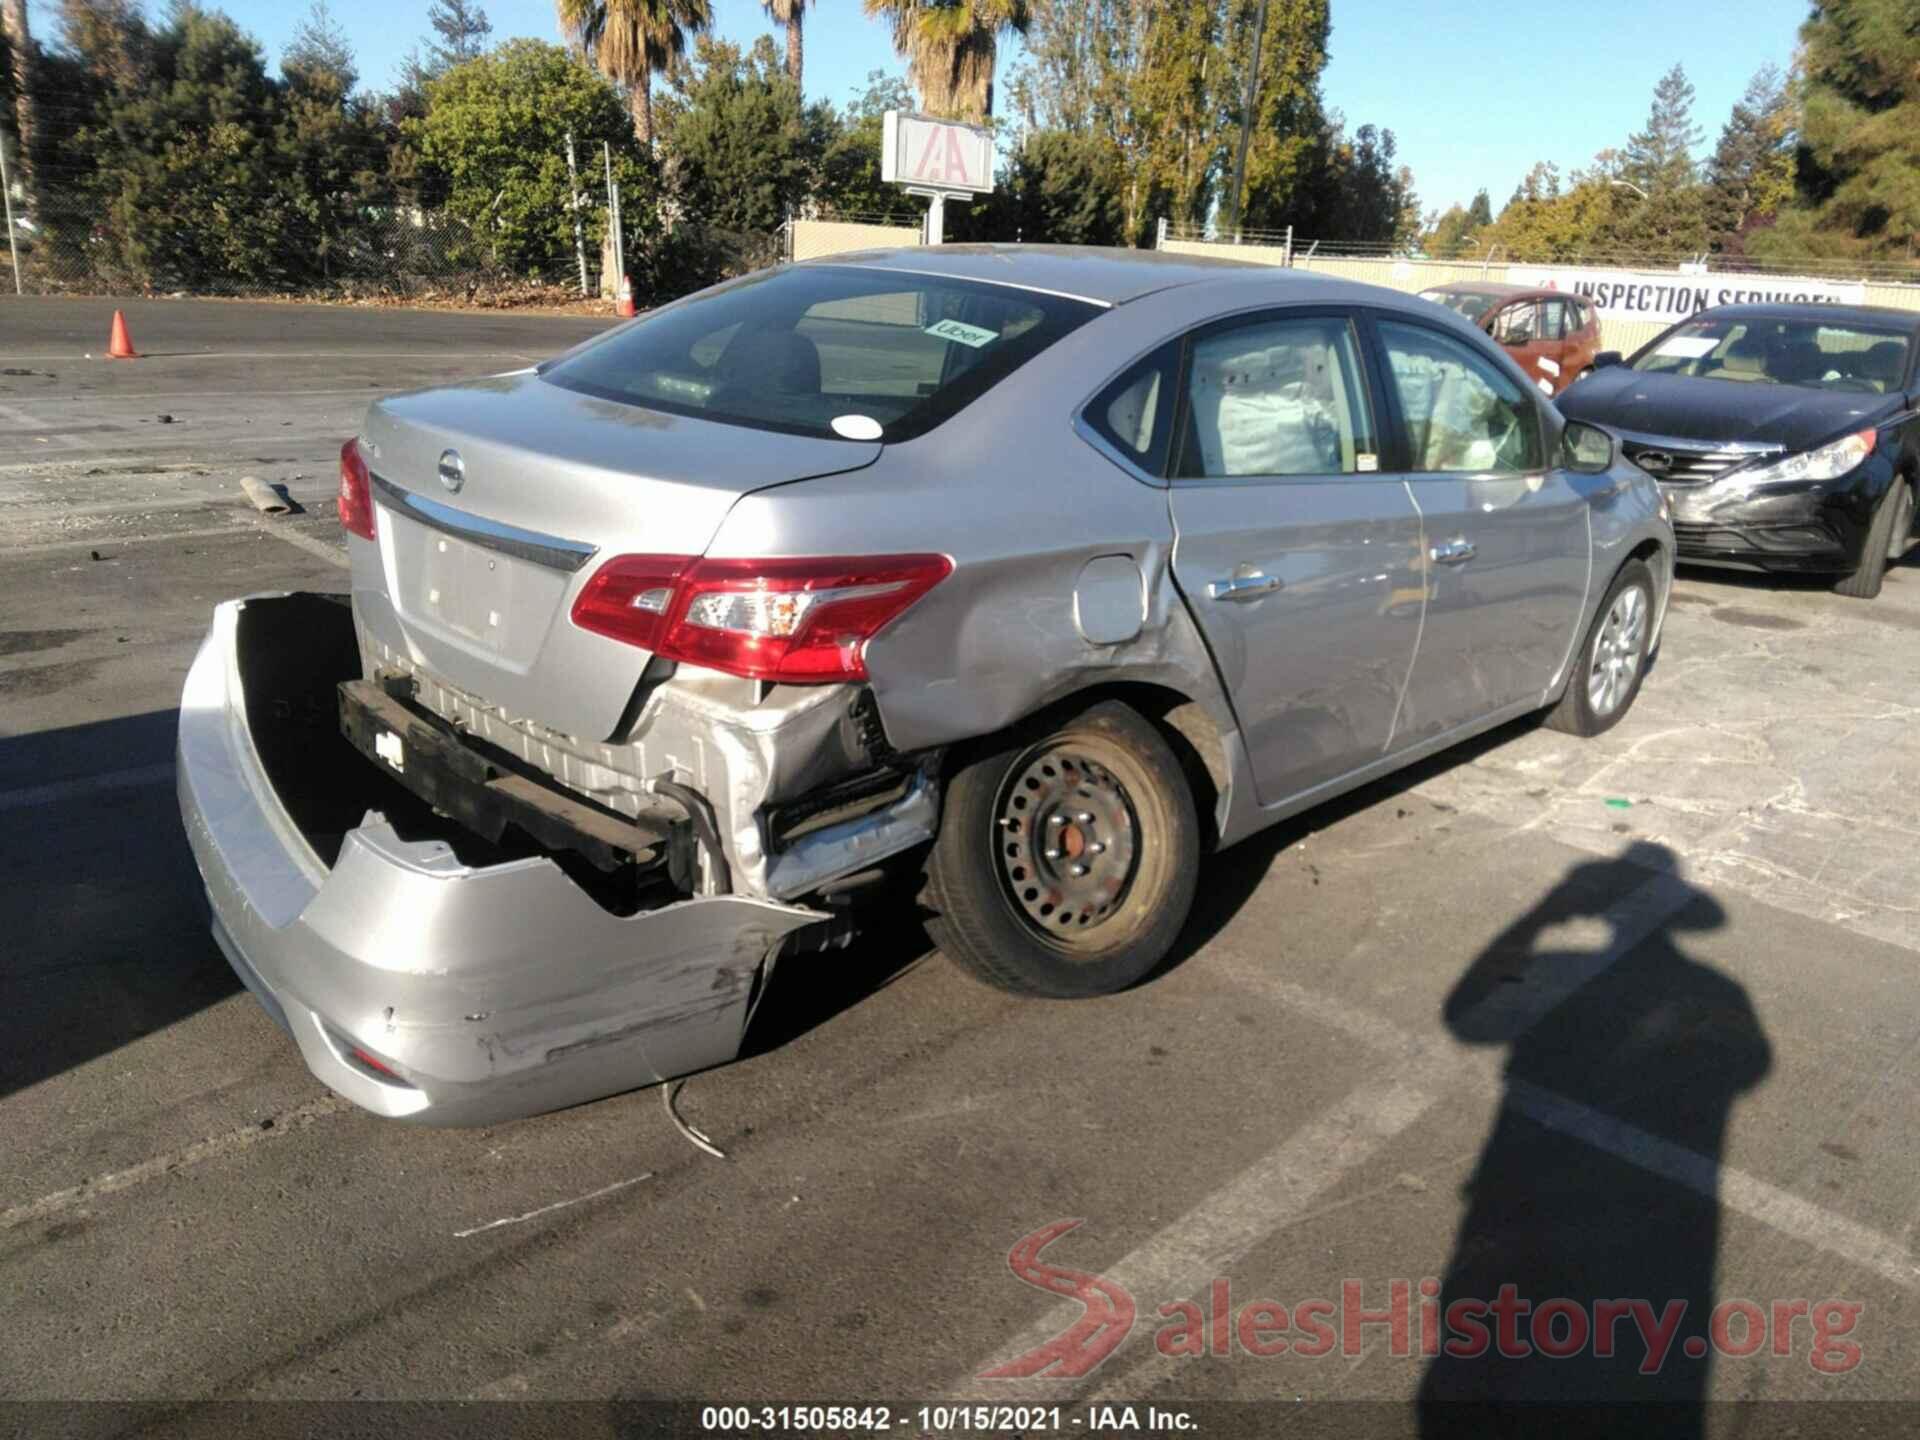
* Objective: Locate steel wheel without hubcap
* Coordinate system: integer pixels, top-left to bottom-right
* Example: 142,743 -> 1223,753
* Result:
924,699 -> 1199,998
1587,584 -> 1647,718
995,746 -> 1142,940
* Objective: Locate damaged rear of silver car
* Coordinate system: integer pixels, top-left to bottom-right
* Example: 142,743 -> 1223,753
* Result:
178,247 -> 1672,1126
177,593 -> 897,1126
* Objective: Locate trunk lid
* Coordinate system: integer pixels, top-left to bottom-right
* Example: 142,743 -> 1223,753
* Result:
358,372 -> 880,741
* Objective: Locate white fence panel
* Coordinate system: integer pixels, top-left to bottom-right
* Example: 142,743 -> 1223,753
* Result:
789,220 -> 922,262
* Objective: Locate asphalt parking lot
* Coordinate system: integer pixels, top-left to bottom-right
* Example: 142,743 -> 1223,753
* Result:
5,297 -> 1920,1432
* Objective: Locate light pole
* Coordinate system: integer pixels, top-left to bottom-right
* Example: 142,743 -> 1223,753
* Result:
1225,0 -> 1271,238
1610,179 -> 1649,200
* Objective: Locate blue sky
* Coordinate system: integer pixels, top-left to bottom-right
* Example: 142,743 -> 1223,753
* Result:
31,0 -> 1810,217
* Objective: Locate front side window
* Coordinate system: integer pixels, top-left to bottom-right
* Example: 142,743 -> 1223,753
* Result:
1380,320 -> 1544,474
1175,315 -> 1377,480
542,266 -> 1101,441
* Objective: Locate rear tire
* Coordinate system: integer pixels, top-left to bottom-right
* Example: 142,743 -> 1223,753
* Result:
1834,479 -> 1912,600
1545,560 -> 1655,737
924,701 -> 1199,999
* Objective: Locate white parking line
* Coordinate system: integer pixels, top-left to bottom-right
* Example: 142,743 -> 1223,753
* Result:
957,1078 -> 1437,1395
954,862 -> 1918,1397
0,762 -> 175,813
1507,1080 -> 1920,1290
452,1173 -> 655,1239
243,514 -> 350,570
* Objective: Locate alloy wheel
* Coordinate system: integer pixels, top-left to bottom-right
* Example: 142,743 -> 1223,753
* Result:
1587,583 -> 1648,718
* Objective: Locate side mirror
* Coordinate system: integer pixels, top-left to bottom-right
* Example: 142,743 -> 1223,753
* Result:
1562,421 -> 1615,475
1593,350 -> 1625,369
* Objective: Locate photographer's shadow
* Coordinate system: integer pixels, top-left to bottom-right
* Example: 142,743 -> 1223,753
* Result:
1419,842 -> 1771,1434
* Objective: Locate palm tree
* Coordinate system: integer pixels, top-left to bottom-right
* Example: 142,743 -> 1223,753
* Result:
760,0 -> 810,93
555,0 -> 713,149
862,0 -> 1029,122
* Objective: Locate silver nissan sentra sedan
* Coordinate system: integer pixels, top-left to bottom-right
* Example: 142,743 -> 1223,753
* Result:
176,245 -> 1672,1125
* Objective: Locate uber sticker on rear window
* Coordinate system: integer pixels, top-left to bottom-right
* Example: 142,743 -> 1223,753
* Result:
925,318 -> 999,348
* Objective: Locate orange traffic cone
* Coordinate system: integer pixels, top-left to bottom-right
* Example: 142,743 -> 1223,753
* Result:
106,310 -> 139,360
616,275 -> 637,319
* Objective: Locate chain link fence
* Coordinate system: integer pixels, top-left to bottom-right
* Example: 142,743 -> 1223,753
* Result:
1,161 -> 791,307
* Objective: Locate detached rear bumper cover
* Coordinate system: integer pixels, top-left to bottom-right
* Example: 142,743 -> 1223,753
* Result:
177,598 -> 825,1127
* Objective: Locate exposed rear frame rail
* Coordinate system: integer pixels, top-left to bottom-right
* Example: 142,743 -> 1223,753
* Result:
338,677 -> 676,874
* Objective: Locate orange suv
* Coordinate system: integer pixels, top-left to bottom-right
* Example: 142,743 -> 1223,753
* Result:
1419,283 -> 1602,396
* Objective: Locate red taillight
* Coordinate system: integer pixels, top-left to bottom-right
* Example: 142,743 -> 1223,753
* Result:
570,553 -> 952,683
338,437 -> 375,541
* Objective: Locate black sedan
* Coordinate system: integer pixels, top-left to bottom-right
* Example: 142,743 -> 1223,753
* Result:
1558,303 -> 1918,598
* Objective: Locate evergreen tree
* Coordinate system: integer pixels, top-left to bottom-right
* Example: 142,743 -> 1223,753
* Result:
1705,64 -> 1795,249
994,127 -> 1127,244
279,2 -> 388,279
659,33 -> 814,236
815,69 -> 914,216
283,0 -> 356,93
83,5 -> 286,287
1423,202 -> 1478,258
1616,63 -> 1710,253
1467,187 -> 1491,227
426,0 -> 492,70
1782,0 -> 1920,257
408,37 -> 653,273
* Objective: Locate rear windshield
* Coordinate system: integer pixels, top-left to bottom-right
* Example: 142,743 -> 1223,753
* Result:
541,265 -> 1103,442
1631,316 -> 1912,394
1421,289 -> 1502,323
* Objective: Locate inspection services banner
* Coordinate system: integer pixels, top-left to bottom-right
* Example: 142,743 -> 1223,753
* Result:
1505,266 -> 1868,325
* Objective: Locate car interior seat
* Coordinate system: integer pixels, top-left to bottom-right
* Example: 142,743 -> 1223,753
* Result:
1852,341 -> 1907,394
1713,332 -> 1771,382
713,328 -> 822,401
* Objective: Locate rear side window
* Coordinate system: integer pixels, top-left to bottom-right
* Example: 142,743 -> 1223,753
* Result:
542,266 -> 1101,442
1086,343 -> 1180,476
1490,302 -> 1539,345
1175,315 -> 1377,479
1540,299 -> 1569,341
1379,320 -> 1543,474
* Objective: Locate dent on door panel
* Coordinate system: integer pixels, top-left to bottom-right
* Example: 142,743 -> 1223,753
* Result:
1170,479 -> 1426,810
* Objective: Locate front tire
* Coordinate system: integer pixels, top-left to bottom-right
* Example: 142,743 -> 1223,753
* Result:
1545,559 -> 1655,737
1834,478 -> 1913,600
924,700 -> 1199,998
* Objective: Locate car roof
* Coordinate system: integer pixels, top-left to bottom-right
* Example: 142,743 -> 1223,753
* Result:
802,243 -> 1307,306
1424,281 -> 1577,304
1694,302 -> 1920,332
1424,281 -> 1526,298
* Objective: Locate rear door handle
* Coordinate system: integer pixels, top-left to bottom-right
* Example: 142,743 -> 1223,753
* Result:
1207,573 -> 1285,602
1430,539 -> 1476,566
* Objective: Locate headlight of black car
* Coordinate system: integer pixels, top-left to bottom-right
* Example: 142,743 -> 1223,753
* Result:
1729,428 -> 1877,491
